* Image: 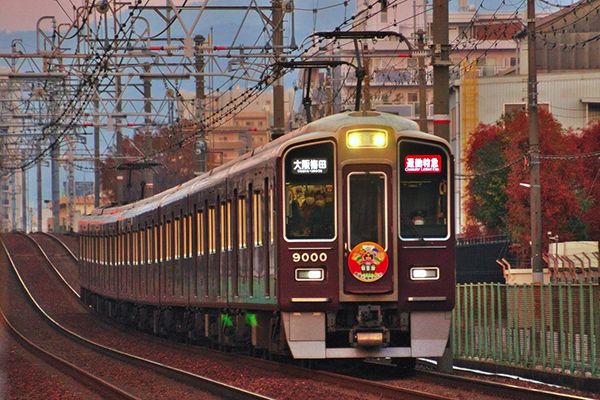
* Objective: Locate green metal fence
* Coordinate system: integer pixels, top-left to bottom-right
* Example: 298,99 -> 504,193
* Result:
453,283 -> 600,377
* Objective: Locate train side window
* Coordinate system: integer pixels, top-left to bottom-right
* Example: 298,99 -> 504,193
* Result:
283,141 -> 335,240
109,235 -> 114,266
100,236 -> 104,265
117,233 -> 121,265
124,233 -> 128,266
399,140 -> 450,240
269,188 -> 274,245
253,191 -> 263,247
154,225 -> 160,263
140,229 -> 146,264
208,207 -> 216,254
158,224 -> 163,262
175,218 -> 181,260
220,203 -> 227,252
131,231 -> 135,266
238,197 -> 247,249
166,221 -> 172,261
187,214 -> 193,257
226,201 -> 232,251
147,227 -> 152,264
182,216 -> 187,259
197,211 -> 205,256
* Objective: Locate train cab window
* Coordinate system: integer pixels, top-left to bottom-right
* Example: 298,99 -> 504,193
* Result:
284,141 -> 335,240
399,140 -> 449,240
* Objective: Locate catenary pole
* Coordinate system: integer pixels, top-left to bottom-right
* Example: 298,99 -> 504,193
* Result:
528,0 -> 543,283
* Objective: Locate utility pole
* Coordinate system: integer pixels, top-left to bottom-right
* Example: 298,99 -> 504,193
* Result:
363,44 -> 371,111
271,0 -> 285,140
432,0 -> 451,140
37,144 -> 42,232
115,75 -> 124,204
417,29 -> 427,132
432,0 -> 453,375
66,134 -> 75,232
527,0 -> 543,283
94,97 -> 101,208
51,139 -> 60,233
194,35 -> 207,175
143,63 -> 155,197
21,155 -> 27,232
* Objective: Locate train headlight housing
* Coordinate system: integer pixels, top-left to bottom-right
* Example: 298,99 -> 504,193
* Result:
347,129 -> 387,148
410,267 -> 439,280
295,268 -> 325,281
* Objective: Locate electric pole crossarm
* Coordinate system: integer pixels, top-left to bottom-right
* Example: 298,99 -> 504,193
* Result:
314,30 -> 413,50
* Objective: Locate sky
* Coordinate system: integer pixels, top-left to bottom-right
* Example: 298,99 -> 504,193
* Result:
0,0 -> 184,33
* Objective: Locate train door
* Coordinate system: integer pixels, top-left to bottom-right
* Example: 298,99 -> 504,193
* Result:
342,164 -> 394,295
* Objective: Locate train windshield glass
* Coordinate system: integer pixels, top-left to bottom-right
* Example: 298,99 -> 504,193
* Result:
348,172 -> 387,249
399,140 -> 449,240
284,142 -> 335,240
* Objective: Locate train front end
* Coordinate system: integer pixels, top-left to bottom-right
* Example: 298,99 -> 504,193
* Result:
277,111 -> 455,362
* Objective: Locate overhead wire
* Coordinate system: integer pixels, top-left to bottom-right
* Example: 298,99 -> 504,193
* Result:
2,0 -> 152,172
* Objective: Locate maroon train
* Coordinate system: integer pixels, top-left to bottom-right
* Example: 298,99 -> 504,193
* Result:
79,111 -> 455,367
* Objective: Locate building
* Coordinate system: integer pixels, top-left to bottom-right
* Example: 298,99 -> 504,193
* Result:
304,1 -> 522,134
449,0 -> 600,232
208,110 -> 270,166
0,170 -> 24,232
178,87 -> 297,168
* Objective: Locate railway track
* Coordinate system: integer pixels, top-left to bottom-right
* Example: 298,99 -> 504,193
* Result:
4,230 -> 597,400
0,233 -> 271,400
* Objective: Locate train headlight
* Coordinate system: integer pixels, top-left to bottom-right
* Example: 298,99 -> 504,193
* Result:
295,268 -> 325,281
347,129 -> 387,148
348,132 -> 362,147
410,267 -> 439,280
372,132 -> 387,146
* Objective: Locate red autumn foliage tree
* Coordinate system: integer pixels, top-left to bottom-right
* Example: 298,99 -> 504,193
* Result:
577,121 -> 600,242
99,121 -> 198,204
464,109 -> 591,263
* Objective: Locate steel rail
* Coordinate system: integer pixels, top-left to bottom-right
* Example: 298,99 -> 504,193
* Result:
415,368 -> 596,400
0,237 -> 140,400
2,233 -> 273,400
